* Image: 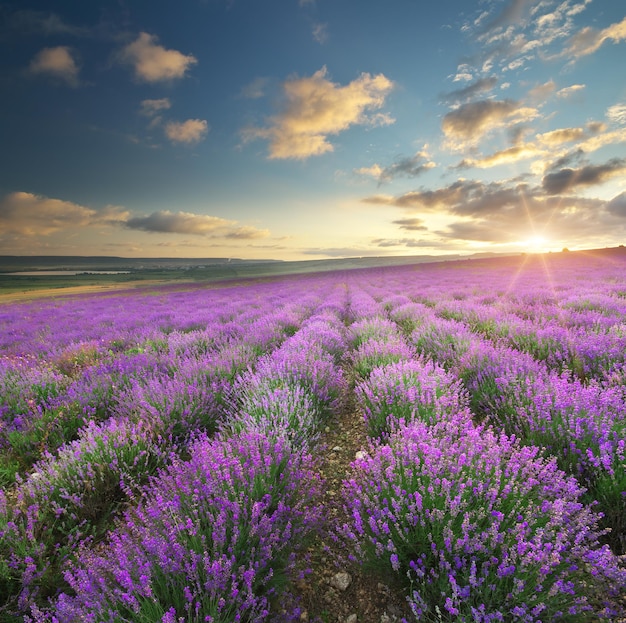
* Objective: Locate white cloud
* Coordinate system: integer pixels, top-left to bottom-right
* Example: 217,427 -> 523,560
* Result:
28,46 -> 80,86
119,32 -> 197,82
242,66 -> 394,160
0,192 -> 127,236
564,16 -> 626,58
557,84 -> 585,98
607,104 -> 626,125
165,119 -> 209,144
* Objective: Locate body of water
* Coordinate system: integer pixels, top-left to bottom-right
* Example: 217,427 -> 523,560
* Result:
1,271 -> 132,276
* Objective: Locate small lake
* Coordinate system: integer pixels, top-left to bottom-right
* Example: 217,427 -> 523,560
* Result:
1,271 -> 132,276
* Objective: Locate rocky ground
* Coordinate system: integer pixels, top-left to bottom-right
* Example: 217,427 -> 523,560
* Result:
292,403 -> 413,623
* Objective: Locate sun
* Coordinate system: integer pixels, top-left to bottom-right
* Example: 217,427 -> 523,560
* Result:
521,235 -> 550,252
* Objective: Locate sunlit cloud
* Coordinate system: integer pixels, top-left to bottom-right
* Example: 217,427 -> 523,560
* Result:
125,210 -> 269,239
28,46 -> 80,86
557,84 -> 585,98
442,99 -> 539,149
451,64 -> 474,82
363,180 -> 479,211
456,143 -> 544,169
165,119 -> 209,144
118,32 -> 197,83
224,226 -> 270,240
607,104 -> 626,125
392,217 -> 427,231
363,173 -> 626,247
355,151 -> 435,183
563,16 -> 626,58
372,237 -> 435,248
242,66 -> 394,159
0,192 -> 128,236
576,127 -> 626,153
542,158 -> 626,195
535,121 -> 605,146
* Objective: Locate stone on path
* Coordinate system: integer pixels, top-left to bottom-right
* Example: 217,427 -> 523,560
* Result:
329,571 -> 352,591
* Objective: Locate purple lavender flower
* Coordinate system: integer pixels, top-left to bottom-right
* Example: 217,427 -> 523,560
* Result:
342,419 -> 626,621
355,358 -> 471,438
51,431 -> 323,622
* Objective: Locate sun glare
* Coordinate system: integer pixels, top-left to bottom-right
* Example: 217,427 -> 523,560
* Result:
522,235 -> 549,252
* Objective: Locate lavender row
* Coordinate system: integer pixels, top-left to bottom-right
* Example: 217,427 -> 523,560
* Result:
13,287 -> 349,620
340,279 -> 626,618
1,285 -> 342,618
1,254 -> 625,621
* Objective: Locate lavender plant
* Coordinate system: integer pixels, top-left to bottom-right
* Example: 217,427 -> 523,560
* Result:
47,431 -> 323,623
351,338 -> 416,378
223,381 -> 321,449
480,367 -> 626,553
342,420 -> 626,622
0,418 -> 170,615
354,358 -> 471,438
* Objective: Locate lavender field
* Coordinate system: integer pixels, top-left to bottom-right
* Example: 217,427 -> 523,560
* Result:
1,250 -> 625,622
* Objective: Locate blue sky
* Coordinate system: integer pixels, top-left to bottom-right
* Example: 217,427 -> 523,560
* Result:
1,0 -> 625,259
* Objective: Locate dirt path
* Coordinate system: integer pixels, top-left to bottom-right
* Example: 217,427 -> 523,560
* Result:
294,404 -> 412,623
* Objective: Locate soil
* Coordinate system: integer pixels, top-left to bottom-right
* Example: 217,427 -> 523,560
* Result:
292,402 -> 413,623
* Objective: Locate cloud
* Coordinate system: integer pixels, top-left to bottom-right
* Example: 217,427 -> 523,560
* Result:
125,210 -> 269,239
440,76 -> 498,104
312,22 -> 328,43
557,84 -> 585,98
564,16 -> 626,58
392,217 -> 427,231
242,66 -> 394,159
118,32 -> 197,82
441,99 -> 539,149
542,158 -> 626,195
370,237 -> 456,250
536,121 -> 604,147
28,46 -> 80,86
607,192 -> 626,217
363,180 -> 481,211
140,98 -> 172,116
2,9 -> 88,37
362,171 -> 626,247
240,77 -> 269,99
355,151 -> 435,183
451,64 -> 474,82
224,226 -> 270,240
456,143 -> 545,169
165,119 -> 209,144
0,192 -> 127,236
607,104 -> 626,125
527,80 -> 556,101
0,193 -> 269,245
481,0 -> 532,33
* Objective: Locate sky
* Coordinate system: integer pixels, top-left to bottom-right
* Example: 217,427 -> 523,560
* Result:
0,0 -> 625,260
